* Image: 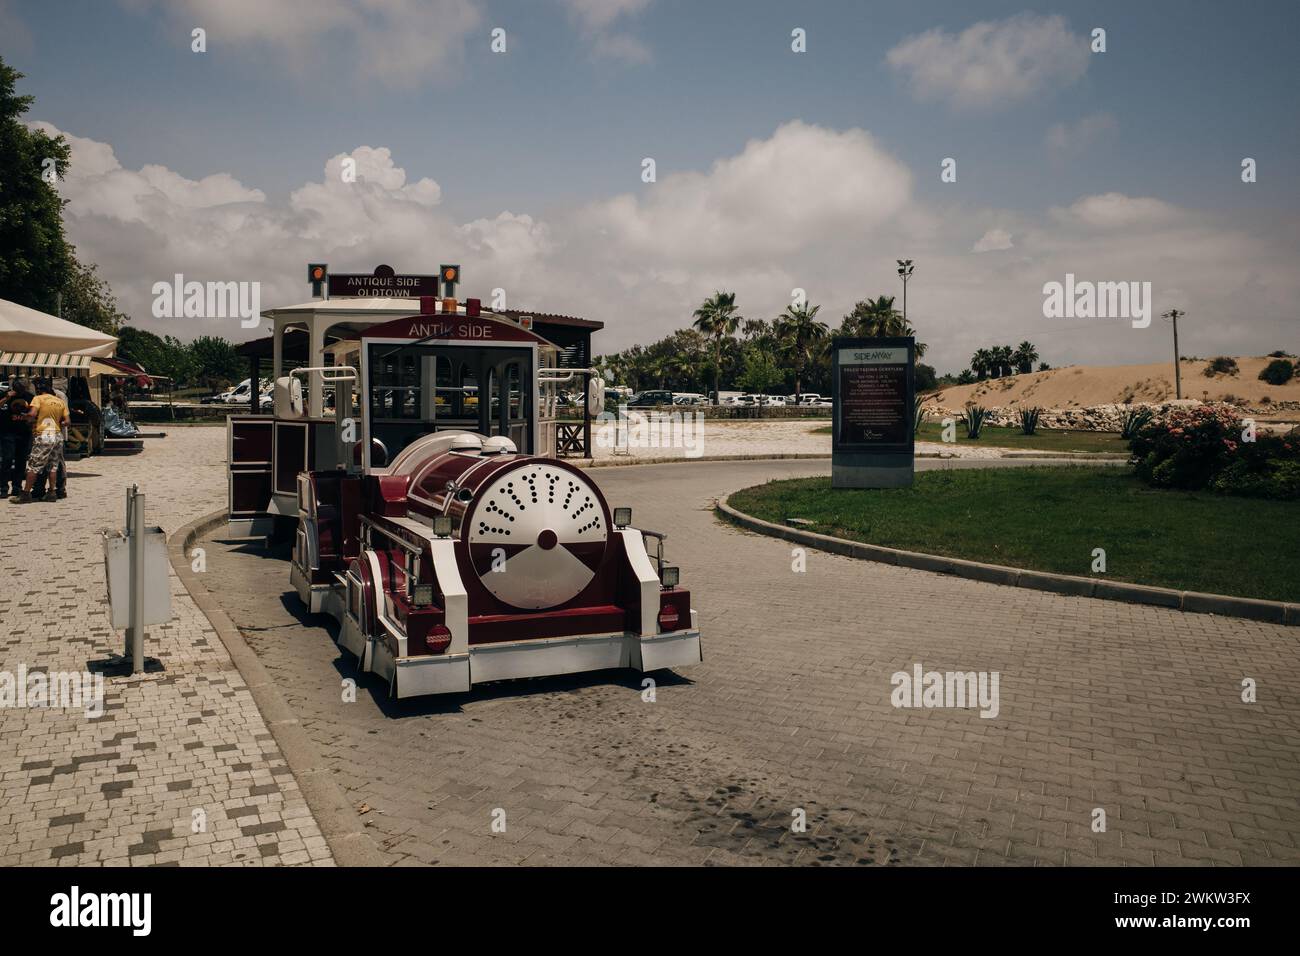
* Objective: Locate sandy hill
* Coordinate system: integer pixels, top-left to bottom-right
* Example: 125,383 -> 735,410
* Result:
929,355 -> 1300,419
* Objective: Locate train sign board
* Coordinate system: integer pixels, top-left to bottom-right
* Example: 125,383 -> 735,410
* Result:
326,263 -> 441,298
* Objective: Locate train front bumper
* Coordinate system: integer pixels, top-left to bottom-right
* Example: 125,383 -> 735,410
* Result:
360,619 -> 703,699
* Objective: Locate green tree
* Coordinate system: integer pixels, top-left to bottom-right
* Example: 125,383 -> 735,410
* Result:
59,254 -> 128,334
0,56 -> 72,313
189,335 -> 244,390
775,301 -> 827,401
971,348 -> 992,380
736,346 -> 782,415
842,295 -> 927,356
0,55 -> 129,335
116,327 -> 194,385
1012,341 -> 1040,375
692,291 -> 742,404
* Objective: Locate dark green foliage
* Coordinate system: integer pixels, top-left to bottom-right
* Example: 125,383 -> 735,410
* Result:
1204,356 -> 1238,377
1259,359 -> 1294,386
1130,405 -> 1298,499
1119,406 -> 1154,439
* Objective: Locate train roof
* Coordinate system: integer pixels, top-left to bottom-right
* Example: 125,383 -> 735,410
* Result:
261,297 -> 602,331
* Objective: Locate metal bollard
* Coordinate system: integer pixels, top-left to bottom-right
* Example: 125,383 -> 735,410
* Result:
128,485 -> 145,675
102,485 -> 171,676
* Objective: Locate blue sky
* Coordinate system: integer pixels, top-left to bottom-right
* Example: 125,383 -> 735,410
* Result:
3,0 -> 1297,369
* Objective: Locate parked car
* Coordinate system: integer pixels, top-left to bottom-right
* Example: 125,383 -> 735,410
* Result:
626,389 -> 674,407
222,379 -> 273,405
673,392 -> 706,406
791,393 -> 823,405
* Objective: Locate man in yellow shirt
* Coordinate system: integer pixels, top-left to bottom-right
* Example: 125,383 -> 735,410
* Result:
12,378 -> 69,504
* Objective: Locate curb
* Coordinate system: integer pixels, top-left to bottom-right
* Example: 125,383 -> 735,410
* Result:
716,495 -> 1299,627
1001,451 -> 1130,461
576,452 -> 831,468
573,451 -> 1129,468
169,509 -> 389,867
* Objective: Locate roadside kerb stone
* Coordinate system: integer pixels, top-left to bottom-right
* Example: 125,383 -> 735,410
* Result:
717,494 -> 1298,627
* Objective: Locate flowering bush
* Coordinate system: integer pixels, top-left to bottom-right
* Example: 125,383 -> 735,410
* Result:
1129,404 -> 1299,499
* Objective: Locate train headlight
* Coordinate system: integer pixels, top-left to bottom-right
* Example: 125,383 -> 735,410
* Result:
412,583 -> 435,606
660,566 -> 680,589
613,507 -> 631,528
432,515 -> 454,538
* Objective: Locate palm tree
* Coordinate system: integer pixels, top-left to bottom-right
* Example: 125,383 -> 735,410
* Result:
993,345 -> 1014,378
844,295 -> 898,337
842,295 -> 927,356
693,291 -> 742,404
1012,341 -> 1039,375
775,302 -> 828,401
972,348 -> 992,381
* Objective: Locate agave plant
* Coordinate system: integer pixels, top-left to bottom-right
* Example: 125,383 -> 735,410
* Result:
1019,406 -> 1042,436
1119,406 -> 1154,439
913,395 -> 926,436
964,405 -> 987,439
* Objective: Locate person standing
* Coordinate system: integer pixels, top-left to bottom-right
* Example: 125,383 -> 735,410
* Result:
33,376 -> 69,499
13,377 -> 69,504
0,378 -> 33,497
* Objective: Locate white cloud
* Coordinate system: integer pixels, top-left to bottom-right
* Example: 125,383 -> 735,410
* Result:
580,121 -> 912,264
37,120 -> 1300,375
1050,193 -> 1183,230
120,0 -> 481,86
886,13 -> 1088,109
972,229 -> 1014,253
1046,113 -> 1118,157
562,0 -> 653,32
560,0 -> 653,64
28,121 -> 265,224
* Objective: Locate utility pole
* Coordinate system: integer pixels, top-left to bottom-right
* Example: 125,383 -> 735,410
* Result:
1162,308 -> 1185,399
896,259 -> 914,325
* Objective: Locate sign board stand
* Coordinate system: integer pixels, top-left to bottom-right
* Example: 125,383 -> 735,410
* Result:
101,485 -> 171,674
831,336 -> 916,489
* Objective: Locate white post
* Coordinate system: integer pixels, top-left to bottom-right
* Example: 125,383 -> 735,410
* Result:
129,486 -> 146,674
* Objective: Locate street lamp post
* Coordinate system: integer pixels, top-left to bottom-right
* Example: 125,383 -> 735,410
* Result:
1161,308 -> 1185,399
896,259 -> 914,325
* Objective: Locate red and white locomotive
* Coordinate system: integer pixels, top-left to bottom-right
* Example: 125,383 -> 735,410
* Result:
231,283 -> 700,698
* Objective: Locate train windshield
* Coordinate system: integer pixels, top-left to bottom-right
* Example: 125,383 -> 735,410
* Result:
365,343 -> 534,464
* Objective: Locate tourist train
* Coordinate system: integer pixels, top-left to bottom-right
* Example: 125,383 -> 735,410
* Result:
226,266 -> 701,697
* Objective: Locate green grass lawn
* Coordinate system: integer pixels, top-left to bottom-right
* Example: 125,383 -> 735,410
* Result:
729,468 -> 1300,602
812,421 -> 1129,454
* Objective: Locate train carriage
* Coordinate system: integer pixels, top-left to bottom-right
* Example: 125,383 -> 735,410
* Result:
229,277 -> 701,698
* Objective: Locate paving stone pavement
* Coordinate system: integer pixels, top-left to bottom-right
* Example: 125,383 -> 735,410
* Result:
0,427 -> 332,867
199,455 -> 1300,867
587,418 -> 1005,461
